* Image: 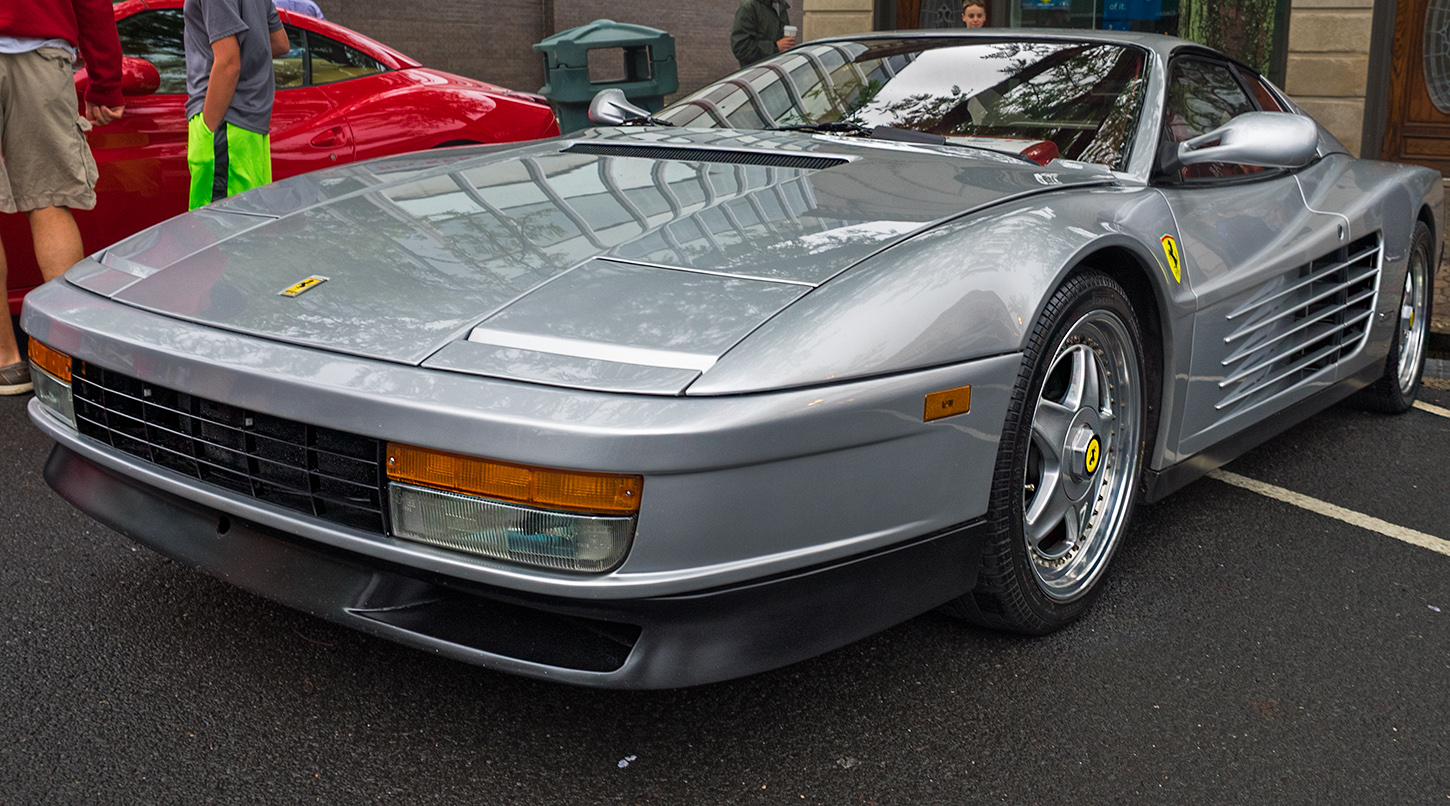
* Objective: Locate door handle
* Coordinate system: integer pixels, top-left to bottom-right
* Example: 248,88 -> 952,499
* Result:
310,127 -> 344,148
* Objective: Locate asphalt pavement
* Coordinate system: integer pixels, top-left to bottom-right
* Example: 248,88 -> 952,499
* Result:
2,358 -> 1449,802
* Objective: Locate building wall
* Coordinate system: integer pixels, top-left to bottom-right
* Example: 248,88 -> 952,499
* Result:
317,0 -> 547,95
801,0 -> 876,41
313,0 -> 739,100
1283,0 -> 1374,155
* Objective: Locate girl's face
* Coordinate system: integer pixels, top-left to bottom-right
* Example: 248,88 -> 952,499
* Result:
962,4 -> 987,26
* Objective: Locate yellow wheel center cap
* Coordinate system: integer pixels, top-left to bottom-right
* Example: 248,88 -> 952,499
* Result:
1084,435 -> 1101,475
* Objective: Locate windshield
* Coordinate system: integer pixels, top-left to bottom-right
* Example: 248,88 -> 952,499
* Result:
657,38 -> 1148,171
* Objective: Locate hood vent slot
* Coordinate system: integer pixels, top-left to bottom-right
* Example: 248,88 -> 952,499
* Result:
1216,232 -> 1382,414
564,142 -> 846,170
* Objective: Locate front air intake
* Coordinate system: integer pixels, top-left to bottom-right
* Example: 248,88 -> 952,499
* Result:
564,142 -> 847,170
71,362 -> 387,533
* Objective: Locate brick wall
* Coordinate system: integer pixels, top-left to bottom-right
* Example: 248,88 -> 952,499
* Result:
1283,0 -> 1373,155
313,0 -> 739,100
317,0 -> 547,94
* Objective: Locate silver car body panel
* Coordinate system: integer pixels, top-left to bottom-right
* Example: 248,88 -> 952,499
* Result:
24,279 -> 1018,597
72,131 -> 1112,377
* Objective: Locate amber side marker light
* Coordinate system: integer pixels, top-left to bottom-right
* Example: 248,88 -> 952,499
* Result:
28,339 -> 72,382
924,385 -> 971,422
386,442 -> 642,515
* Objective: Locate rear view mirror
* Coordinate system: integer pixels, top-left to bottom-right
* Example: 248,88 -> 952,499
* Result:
1177,111 -> 1319,169
120,56 -> 160,97
588,88 -> 651,126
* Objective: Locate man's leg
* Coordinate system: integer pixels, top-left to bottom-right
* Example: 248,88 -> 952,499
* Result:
0,236 -> 18,367
224,124 -> 272,197
28,206 -> 84,281
0,238 -> 32,395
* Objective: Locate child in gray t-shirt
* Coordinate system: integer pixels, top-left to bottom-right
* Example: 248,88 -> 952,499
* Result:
182,0 -> 287,209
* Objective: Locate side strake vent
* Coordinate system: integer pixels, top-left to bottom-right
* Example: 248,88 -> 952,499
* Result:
1217,233 -> 1382,412
564,142 -> 847,170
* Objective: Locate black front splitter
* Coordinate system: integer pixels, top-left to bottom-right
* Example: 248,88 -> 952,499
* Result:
45,443 -> 986,688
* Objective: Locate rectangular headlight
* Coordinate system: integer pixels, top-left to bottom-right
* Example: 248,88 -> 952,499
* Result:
28,340 -> 75,428
384,442 -> 642,572
389,482 -> 634,572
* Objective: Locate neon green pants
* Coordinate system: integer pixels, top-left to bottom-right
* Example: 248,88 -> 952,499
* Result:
187,115 -> 271,210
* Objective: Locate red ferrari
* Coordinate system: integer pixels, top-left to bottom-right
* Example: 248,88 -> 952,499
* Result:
3,0 -> 560,314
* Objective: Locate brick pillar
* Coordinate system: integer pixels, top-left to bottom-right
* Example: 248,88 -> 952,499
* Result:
1283,0 -> 1373,155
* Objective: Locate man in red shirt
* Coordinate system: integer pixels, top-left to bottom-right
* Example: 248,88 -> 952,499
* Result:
0,0 -> 125,394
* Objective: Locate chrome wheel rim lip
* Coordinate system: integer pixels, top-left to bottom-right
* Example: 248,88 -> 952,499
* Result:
1023,310 -> 1142,602
1396,244 -> 1429,396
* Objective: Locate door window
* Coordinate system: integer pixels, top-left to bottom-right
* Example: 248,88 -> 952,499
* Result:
307,32 -> 386,85
115,9 -> 187,94
273,26 -> 306,89
1164,57 -> 1261,180
1233,64 -> 1285,112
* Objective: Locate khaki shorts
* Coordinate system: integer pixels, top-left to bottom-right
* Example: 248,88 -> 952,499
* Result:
0,48 -> 99,214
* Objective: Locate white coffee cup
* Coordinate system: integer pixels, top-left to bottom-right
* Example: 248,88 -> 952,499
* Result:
783,25 -> 798,38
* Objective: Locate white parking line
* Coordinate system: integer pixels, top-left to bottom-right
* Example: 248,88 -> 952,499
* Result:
1413,400 -> 1450,418
1208,469 -> 1450,558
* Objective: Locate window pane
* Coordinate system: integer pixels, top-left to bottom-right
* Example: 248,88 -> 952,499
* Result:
1233,64 -> 1284,112
308,32 -> 385,85
273,26 -> 306,89
1166,59 -> 1260,179
115,9 -> 187,94
1165,59 -> 1254,141
654,39 -> 1148,170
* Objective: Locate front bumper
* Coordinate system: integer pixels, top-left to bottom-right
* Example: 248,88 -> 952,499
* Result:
45,441 -> 986,688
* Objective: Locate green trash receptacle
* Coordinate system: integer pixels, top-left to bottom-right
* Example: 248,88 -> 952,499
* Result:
534,19 -> 679,134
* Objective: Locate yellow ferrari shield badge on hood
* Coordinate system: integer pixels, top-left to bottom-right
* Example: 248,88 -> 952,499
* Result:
279,276 -> 329,297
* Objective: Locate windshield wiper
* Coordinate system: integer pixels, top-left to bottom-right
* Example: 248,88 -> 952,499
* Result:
619,114 -> 676,127
768,121 -> 872,135
767,122 -> 947,145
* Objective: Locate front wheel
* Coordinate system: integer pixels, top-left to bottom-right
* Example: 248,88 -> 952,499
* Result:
942,271 -> 1147,633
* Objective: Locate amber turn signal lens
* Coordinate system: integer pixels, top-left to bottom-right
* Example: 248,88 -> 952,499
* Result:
386,442 -> 642,515
28,339 -> 72,383
924,384 -> 971,422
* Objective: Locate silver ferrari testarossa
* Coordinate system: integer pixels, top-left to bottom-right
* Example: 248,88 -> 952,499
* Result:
22,31 -> 1440,688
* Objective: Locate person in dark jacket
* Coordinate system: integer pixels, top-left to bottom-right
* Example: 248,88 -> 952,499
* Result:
0,0 -> 125,394
731,0 -> 794,69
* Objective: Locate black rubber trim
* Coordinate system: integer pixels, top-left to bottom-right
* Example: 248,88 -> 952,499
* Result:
1141,360 -> 1380,502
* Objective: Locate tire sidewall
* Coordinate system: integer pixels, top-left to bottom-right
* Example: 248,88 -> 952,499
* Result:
1390,222 -> 1434,406
992,271 -> 1148,628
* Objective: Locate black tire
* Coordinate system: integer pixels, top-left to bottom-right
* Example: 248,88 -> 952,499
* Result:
942,270 -> 1148,634
1356,220 -> 1434,413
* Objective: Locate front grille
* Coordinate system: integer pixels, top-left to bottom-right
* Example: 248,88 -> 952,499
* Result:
72,362 -> 386,533
564,142 -> 847,170
1217,232 -> 1382,413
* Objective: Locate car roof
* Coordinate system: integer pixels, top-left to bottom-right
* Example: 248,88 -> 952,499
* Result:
810,28 -> 1224,66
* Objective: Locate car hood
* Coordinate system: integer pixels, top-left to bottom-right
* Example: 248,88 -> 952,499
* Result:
71,128 -> 1112,393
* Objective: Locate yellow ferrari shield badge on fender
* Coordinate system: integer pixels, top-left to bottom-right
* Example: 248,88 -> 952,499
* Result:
279,276 -> 329,297
1159,234 -> 1182,284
